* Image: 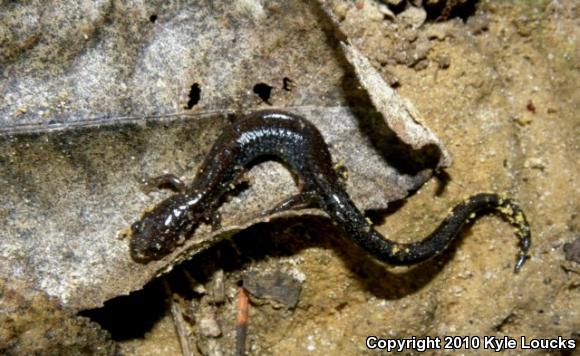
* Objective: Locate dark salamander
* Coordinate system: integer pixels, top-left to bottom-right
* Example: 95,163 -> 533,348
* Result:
129,110 -> 531,271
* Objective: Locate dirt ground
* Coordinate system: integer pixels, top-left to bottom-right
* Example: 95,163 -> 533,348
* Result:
5,0 -> 577,355
91,1 -> 579,355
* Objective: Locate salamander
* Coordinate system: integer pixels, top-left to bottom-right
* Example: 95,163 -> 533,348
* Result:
129,110 -> 531,271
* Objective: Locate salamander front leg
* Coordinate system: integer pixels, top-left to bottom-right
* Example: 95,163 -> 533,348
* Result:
140,174 -> 186,193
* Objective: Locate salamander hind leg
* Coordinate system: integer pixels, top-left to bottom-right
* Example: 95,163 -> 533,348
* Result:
260,191 -> 321,217
331,161 -> 349,190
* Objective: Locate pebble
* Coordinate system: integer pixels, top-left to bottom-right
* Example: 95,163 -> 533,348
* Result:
563,237 -> 580,264
467,13 -> 490,34
398,6 -> 427,29
198,309 -> 222,338
243,269 -> 303,309
425,22 -> 454,40
524,157 -> 546,170
437,54 -> 451,69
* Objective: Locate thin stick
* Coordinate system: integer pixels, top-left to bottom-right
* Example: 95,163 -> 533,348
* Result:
163,279 -> 194,356
170,299 -> 195,356
235,287 -> 249,356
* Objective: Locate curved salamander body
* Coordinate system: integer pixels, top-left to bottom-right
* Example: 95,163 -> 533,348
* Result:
130,110 -> 531,271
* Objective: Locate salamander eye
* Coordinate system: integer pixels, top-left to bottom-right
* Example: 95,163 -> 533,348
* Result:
131,221 -> 142,234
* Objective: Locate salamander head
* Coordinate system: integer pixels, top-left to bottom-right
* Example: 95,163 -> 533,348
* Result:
129,195 -> 197,263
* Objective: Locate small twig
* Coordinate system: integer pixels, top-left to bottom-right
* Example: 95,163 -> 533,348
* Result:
171,299 -> 195,356
162,279 -> 195,356
235,287 -> 250,356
